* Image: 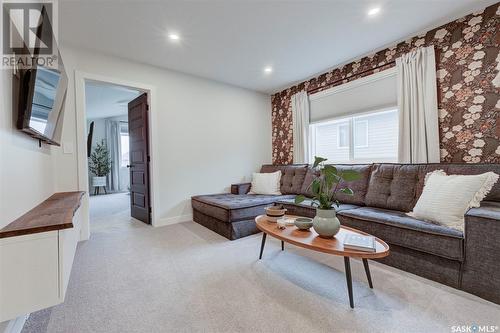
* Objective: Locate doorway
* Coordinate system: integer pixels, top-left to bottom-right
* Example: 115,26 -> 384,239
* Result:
83,80 -> 152,230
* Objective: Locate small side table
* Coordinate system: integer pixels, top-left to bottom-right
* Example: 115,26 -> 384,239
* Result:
91,176 -> 108,195
93,186 -> 107,195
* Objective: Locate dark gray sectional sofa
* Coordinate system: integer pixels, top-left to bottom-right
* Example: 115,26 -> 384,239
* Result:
191,163 -> 500,304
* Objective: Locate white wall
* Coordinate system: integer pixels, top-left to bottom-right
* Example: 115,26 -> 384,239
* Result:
54,44 -> 272,225
0,70 -> 55,228
0,68 -> 56,332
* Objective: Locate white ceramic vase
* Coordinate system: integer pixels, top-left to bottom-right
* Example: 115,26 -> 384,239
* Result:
313,208 -> 340,238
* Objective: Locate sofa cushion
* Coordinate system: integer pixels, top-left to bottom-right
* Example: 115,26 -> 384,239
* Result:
339,207 -> 464,261
336,164 -> 372,205
300,164 -> 372,206
300,168 -> 318,197
427,164 -> 500,202
248,171 -> 282,195
191,194 -> 294,222
365,163 -> 500,212
408,171 -> 499,231
275,197 -> 360,218
364,164 -> 420,212
260,164 -> 308,194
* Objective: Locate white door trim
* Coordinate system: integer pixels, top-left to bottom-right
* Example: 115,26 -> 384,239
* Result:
74,70 -> 160,239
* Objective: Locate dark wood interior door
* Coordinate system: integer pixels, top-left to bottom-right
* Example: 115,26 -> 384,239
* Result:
127,93 -> 151,224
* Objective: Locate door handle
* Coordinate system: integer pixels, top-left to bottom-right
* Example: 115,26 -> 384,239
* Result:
127,164 -> 134,168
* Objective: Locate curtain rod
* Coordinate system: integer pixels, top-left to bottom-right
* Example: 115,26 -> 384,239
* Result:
306,60 -> 396,95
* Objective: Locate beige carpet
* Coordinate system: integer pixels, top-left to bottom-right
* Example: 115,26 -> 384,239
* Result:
22,193 -> 500,333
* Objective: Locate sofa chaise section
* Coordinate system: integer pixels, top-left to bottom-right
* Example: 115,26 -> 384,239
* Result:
192,193 -> 294,240
192,164 -> 309,240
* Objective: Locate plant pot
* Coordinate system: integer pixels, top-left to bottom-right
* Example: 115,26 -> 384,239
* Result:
313,208 -> 340,238
92,176 -> 107,187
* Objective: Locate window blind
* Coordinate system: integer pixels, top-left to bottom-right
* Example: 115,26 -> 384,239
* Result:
309,68 -> 397,123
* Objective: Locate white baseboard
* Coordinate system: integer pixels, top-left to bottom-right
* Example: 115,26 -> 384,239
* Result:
154,213 -> 193,227
1,314 -> 28,333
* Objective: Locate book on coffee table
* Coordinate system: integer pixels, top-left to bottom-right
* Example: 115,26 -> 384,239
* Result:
343,234 -> 376,252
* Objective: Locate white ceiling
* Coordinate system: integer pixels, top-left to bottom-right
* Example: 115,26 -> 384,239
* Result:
60,0 -> 497,94
85,81 -> 140,119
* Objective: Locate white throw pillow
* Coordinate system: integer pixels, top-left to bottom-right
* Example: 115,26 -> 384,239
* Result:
408,170 -> 499,231
249,171 -> 282,195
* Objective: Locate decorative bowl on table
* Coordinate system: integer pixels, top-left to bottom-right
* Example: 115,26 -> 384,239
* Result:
277,217 -> 296,229
294,217 -> 313,230
265,206 -> 287,222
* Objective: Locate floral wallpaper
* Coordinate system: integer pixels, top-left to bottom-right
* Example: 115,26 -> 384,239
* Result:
271,3 -> 500,164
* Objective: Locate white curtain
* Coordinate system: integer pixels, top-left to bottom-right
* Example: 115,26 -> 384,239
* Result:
105,119 -> 122,192
291,91 -> 310,164
396,46 -> 440,163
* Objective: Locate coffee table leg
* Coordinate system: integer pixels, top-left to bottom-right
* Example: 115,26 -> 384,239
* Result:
363,258 -> 373,289
281,240 -> 284,251
259,233 -> 267,259
344,257 -> 354,308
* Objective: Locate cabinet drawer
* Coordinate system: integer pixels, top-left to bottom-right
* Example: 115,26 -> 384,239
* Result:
0,232 -> 59,322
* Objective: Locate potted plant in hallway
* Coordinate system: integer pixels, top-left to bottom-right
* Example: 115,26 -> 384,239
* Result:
89,140 -> 112,193
295,156 -> 360,238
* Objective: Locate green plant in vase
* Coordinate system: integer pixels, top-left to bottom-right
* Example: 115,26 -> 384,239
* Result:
295,156 -> 360,237
89,140 -> 112,192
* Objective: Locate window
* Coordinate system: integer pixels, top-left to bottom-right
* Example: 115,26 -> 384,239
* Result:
310,108 -> 398,163
354,120 -> 368,148
337,123 -> 349,148
312,119 -> 350,162
120,124 -> 129,167
308,68 -> 398,163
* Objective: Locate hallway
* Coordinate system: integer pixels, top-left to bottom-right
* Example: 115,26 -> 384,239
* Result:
89,192 -> 134,232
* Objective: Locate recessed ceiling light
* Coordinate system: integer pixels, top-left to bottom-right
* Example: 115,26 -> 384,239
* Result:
168,33 -> 180,41
264,66 -> 273,74
367,7 -> 381,16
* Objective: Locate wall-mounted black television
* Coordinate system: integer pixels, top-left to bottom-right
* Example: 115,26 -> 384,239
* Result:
17,64 -> 68,146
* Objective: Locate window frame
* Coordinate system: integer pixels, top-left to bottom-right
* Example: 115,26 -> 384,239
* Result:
119,123 -> 130,168
309,106 -> 398,164
353,119 -> 369,149
336,122 -> 350,149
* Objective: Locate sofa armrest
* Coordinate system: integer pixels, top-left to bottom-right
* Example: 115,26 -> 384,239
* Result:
461,201 -> 500,303
465,201 -> 500,222
231,183 -> 251,195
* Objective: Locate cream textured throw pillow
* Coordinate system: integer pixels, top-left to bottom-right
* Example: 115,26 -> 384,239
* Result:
249,171 -> 282,195
408,170 -> 499,231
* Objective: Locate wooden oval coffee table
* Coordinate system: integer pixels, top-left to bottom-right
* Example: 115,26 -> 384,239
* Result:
255,215 -> 390,308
